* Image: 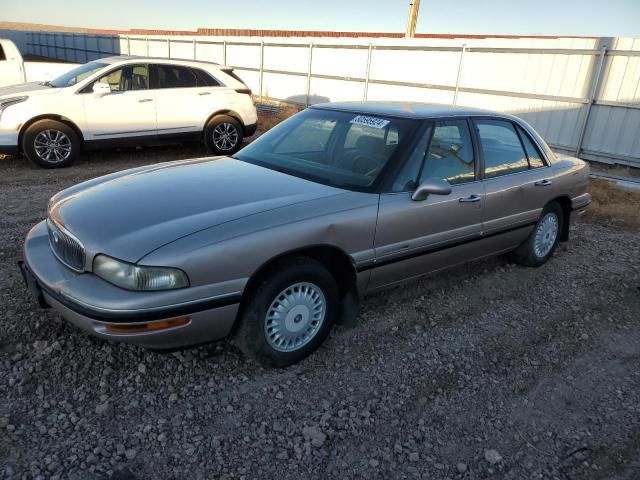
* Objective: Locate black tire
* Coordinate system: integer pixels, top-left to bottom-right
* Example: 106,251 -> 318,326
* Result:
232,256 -> 339,368
22,119 -> 80,168
204,115 -> 243,155
512,201 -> 564,267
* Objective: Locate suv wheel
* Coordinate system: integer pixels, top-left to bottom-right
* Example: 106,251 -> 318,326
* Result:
204,115 -> 243,155
232,256 -> 339,368
23,119 -> 80,168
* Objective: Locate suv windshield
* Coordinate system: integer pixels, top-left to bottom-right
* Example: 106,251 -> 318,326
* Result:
49,61 -> 108,88
235,108 -> 416,191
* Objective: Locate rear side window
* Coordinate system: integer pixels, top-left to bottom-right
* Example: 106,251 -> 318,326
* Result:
517,125 -> 546,168
152,65 -> 198,89
222,69 -> 248,87
0,45 -> 6,61
475,120 -> 529,178
193,68 -> 221,87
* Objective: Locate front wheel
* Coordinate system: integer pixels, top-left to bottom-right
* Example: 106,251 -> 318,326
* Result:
204,115 -> 243,155
513,201 -> 563,267
22,119 -> 80,168
232,256 -> 339,368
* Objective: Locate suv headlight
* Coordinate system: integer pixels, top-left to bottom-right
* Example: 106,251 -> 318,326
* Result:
93,255 -> 189,291
0,96 -> 28,119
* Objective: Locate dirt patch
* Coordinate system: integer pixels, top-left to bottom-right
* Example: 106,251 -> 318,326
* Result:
585,177 -> 640,229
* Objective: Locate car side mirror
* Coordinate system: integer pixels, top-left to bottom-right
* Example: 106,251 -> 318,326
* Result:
411,177 -> 452,201
92,83 -> 111,98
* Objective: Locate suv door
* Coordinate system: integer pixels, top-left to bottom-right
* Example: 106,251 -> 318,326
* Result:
151,64 -> 223,135
473,118 -> 555,237
82,64 -> 156,140
369,119 -> 484,290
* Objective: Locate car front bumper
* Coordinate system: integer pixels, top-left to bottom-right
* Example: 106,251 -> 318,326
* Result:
21,221 -> 241,350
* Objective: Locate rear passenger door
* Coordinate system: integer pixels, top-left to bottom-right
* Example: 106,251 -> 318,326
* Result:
473,118 -> 554,236
151,64 -> 223,135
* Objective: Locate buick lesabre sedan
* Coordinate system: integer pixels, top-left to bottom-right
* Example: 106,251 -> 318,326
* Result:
20,102 -> 591,367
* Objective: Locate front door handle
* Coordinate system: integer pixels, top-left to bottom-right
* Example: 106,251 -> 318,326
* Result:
138,98 -> 153,103
459,194 -> 481,203
198,92 -> 211,96
535,179 -> 553,187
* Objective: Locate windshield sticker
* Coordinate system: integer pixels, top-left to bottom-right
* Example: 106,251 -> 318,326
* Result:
350,115 -> 390,129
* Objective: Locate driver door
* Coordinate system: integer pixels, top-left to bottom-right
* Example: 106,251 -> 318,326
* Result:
369,120 -> 484,290
82,64 -> 157,141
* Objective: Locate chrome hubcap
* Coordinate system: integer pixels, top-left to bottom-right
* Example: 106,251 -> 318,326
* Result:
212,123 -> 239,151
34,130 -> 72,163
533,212 -> 559,258
265,282 -> 326,352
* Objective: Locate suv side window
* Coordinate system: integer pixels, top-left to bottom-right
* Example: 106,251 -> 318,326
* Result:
475,119 -> 529,178
152,64 -> 198,89
0,44 -> 6,61
94,64 -> 149,92
516,125 -> 546,169
420,120 -> 475,185
193,68 -> 221,87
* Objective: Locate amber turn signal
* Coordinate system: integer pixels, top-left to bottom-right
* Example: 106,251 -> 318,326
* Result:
104,317 -> 190,334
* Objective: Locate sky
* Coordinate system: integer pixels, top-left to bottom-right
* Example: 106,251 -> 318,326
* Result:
2,0 -> 639,37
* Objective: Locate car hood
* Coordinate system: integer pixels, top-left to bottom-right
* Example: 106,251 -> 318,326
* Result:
0,82 -> 63,99
48,157 -> 344,263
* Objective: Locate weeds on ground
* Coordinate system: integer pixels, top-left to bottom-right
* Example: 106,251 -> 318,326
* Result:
585,178 -> 640,230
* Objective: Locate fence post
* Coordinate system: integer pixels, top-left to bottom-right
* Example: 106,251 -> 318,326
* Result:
126,35 -> 131,55
83,35 -> 88,62
575,45 -> 607,157
259,41 -> 265,101
146,36 -> 149,56
306,42 -> 314,106
453,44 -> 466,105
193,39 -> 197,60
363,43 -> 373,101
223,40 -> 227,65
167,37 -> 171,58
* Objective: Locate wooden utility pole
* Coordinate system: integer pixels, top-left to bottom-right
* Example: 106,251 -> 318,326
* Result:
405,0 -> 421,38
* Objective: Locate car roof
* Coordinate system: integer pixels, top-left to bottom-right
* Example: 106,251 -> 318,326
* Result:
98,55 -> 229,69
311,101 -> 507,120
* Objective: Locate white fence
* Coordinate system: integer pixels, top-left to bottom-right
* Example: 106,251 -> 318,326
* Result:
12,30 -> 640,167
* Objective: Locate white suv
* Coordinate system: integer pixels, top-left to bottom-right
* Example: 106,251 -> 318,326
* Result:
0,56 -> 258,168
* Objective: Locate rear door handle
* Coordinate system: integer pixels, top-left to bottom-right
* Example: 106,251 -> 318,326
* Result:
138,98 -> 153,103
198,92 -> 211,96
459,194 -> 481,203
535,179 -> 553,187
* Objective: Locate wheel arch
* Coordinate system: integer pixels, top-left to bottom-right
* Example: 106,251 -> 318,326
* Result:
203,109 -> 244,134
18,114 -> 85,152
546,196 -> 572,242
229,244 -> 359,336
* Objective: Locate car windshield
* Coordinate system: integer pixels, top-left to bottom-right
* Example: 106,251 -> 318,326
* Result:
49,61 -> 108,88
235,108 -> 416,191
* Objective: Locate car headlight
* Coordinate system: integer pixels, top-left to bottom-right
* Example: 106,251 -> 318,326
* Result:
93,255 -> 189,291
0,96 -> 28,120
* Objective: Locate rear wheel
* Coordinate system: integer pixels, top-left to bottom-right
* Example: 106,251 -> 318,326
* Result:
513,201 -> 563,267
204,115 -> 243,155
232,256 -> 339,368
23,119 -> 80,168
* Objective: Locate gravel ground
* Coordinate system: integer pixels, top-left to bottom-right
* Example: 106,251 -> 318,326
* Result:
1,149 -> 639,480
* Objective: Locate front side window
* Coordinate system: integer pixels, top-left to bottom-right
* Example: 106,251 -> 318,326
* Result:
94,64 -> 149,92
420,120 -> 475,185
51,61 -> 108,88
476,119 -> 529,178
152,65 -> 198,89
235,109 -> 417,190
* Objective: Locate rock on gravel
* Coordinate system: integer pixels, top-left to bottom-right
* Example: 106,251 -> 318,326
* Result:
1,152 -> 639,479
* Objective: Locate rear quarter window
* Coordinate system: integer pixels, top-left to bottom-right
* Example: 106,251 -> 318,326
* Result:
0,44 -> 6,61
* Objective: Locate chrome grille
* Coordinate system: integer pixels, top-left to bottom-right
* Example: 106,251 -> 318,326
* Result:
47,218 -> 85,272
